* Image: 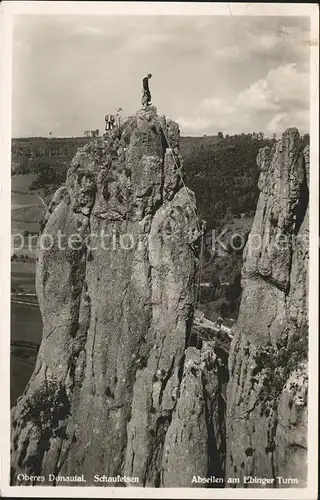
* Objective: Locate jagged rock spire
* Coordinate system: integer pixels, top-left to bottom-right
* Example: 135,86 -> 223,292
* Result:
226,128 -> 309,487
11,107 -> 225,487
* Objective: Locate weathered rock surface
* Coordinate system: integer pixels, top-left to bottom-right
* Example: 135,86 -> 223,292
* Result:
226,128 -> 309,487
11,107 -> 226,487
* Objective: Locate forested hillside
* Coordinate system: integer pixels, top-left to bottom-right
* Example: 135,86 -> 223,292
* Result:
12,133 -> 273,213
182,133 -> 274,228
12,137 -> 90,196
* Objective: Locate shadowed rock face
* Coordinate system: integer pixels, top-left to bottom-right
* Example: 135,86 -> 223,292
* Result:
11,107 -> 226,487
226,128 -> 309,487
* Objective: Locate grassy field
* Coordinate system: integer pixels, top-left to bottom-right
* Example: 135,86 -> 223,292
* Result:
11,228 -> 38,255
12,205 -> 44,223
11,244 -> 38,260
11,174 -> 44,234
12,205 -> 44,236
11,276 -> 36,294
11,192 -> 41,210
11,174 -> 45,223
11,173 -> 44,259
11,172 -> 43,404
11,172 -> 37,192
11,301 -> 42,345
11,261 -> 36,293
11,261 -> 36,274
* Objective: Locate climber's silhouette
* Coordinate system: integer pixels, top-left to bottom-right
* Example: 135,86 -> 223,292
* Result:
105,114 -> 115,131
116,108 -> 122,128
141,73 -> 152,107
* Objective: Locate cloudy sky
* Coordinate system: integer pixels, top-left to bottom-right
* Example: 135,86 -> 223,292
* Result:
12,15 -> 311,137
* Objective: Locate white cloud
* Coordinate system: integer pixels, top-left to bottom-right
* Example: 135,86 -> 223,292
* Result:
197,97 -> 235,116
265,63 -> 309,107
178,63 -> 309,135
210,25 -> 310,65
247,32 -> 280,55
211,32 -> 282,62
266,109 -> 309,134
122,33 -> 172,53
177,116 -> 214,133
236,63 -> 309,117
215,45 -> 240,59
236,79 -> 279,112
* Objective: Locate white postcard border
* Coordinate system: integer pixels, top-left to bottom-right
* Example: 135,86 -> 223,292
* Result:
0,2 -> 318,499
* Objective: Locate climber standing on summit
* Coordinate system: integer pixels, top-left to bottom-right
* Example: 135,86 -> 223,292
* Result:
141,73 -> 152,107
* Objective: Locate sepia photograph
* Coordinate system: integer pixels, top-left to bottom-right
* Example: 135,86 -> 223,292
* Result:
0,2 -> 318,498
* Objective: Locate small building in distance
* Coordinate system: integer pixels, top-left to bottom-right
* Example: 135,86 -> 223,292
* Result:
84,129 -> 99,138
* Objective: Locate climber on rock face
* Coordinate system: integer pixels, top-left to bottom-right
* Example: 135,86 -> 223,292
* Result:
105,114 -> 115,131
141,73 -> 152,107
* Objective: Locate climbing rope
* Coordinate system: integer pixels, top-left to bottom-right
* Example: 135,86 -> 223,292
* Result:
159,121 -> 206,309
159,122 -> 201,234
220,393 -> 227,404
196,226 -> 205,308
158,120 -> 207,348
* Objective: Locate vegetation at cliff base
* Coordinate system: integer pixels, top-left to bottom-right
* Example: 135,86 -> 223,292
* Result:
20,379 -> 71,438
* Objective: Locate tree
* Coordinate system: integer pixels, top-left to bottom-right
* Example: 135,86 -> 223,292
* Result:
302,133 -> 310,147
29,162 -> 68,196
182,132 -> 273,228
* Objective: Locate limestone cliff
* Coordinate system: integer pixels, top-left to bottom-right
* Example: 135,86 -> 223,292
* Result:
226,128 -> 309,487
11,107 -> 226,487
